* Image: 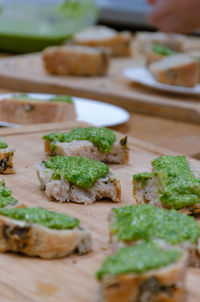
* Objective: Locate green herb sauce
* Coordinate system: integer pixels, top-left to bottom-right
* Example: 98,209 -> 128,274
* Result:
43,127 -> 116,152
0,180 -> 18,208
110,204 -> 200,244
44,155 -> 109,189
12,94 -> 73,104
0,141 -> 8,149
97,242 -> 181,280
133,156 -> 200,209
152,44 -> 177,56
0,206 -> 79,230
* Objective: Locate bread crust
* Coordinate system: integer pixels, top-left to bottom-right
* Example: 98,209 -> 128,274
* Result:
43,45 -> 110,76
0,215 -> 92,259
98,253 -> 188,302
44,137 -> 129,165
0,98 -> 76,124
0,147 -> 15,174
35,163 -> 121,205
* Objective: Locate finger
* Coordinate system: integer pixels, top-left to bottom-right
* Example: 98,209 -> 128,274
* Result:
149,1 -> 173,24
147,0 -> 157,5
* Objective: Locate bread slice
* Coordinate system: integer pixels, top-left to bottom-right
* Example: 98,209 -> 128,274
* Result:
0,94 -> 76,124
0,180 -> 25,209
0,146 -> 15,174
73,25 -> 132,57
43,45 -> 110,76
188,51 -> 200,82
149,54 -> 199,87
133,155 -> 200,215
44,136 -> 129,165
109,205 -> 200,267
97,243 -> 188,302
35,158 -> 121,205
0,207 -> 92,259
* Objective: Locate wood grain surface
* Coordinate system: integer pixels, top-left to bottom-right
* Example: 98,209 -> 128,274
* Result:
0,122 -> 199,302
0,54 -> 199,124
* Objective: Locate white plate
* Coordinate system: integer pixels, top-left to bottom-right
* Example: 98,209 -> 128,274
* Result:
0,93 -> 130,127
124,67 -> 200,96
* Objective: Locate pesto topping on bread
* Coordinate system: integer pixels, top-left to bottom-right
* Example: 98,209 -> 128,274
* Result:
44,155 -> 109,189
152,44 -> 177,56
12,93 -> 73,103
133,155 -> 200,209
49,95 -> 73,103
110,204 -> 200,244
97,242 -> 182,280
0,141 -> 8,149
43,127 -> 116,152
0,180 -> 18,208
0,206 -> 79,230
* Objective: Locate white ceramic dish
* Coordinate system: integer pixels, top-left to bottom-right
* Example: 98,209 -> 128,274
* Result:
124,66 -> 200,96
0,93 -> 130,127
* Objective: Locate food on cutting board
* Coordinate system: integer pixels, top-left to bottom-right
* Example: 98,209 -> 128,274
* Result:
0,93 -> 76,124
96,242 -> 187,302
133,155 -> 200,213
0,206 -> 92,259
0,140 -> 15,174
188,51 -> 200,82
109,204 -> 200,267
43,127 -> 129,164
43,45 -> 110,76
73,25 -> 132,57
35,156 -> 121,205
145,43 -> 177,65
0,180 -> 24,208
149,54 -> 199,87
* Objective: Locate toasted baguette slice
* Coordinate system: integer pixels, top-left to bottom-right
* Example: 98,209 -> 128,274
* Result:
149,54 -> 199,87
0,94 -> 76,124
0,208 -> 92,259
188,51 -> 200,82
133,156 -> 200,215
0,147 -> 15,174
109,205 -> 200,267
44,137 -> 129,165
43,45 -> 110,76
35,161 -> 121,205
97,244 -> 188,302
73,26 -> 132,57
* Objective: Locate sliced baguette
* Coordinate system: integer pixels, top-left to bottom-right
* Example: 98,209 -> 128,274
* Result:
97,248 -> 188,302
35,162 -> 121,205
73,26 -> 132,57
43,45 -> 110,76
0,215 -> 91,259
0,96 -> 76,124
149,54 -> 199,87
44,137 -> 129,164
0,147 -> 15,174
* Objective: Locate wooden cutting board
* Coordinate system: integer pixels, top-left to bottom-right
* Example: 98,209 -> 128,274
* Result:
0,54 -> 200,124
0,121 -> 199,302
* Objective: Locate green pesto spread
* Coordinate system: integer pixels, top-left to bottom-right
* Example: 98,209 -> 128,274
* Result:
152,44 -> 177,56
0,141 -> 8,149
44,155 -> 109,189
42,127 -> 116,152
12,93 -> 73,104
110,204 -> 200,244
0,206 -> 79,230
133,155 -> 200,209
97,242 -> 181,280
0,180 -> 18,208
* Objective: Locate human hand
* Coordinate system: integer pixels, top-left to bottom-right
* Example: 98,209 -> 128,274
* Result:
148,0 -> 200,33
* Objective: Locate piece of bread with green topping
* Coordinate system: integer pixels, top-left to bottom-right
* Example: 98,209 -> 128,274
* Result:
43,127 -> 129,164
145,44 -> 177,65
0,180 -> 24,209
73,25 -> 132,57
0,94 -> 76,124
0,140 -> 15,174
35,156 -> 121,205
109,204 -> 200,267
149,54 -> 199,87
97,242 -> 187,302
0,207 -> 92,259
133,155 -> 200,214
43,45 -> 110,76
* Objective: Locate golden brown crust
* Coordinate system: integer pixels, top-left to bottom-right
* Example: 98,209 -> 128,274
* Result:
0,215 -> 92,259
99,254 -> 188,302
0,149 -> 15,174
43,45 -> 110,76
113,179 -> 121,203
0,98 -> 76,124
